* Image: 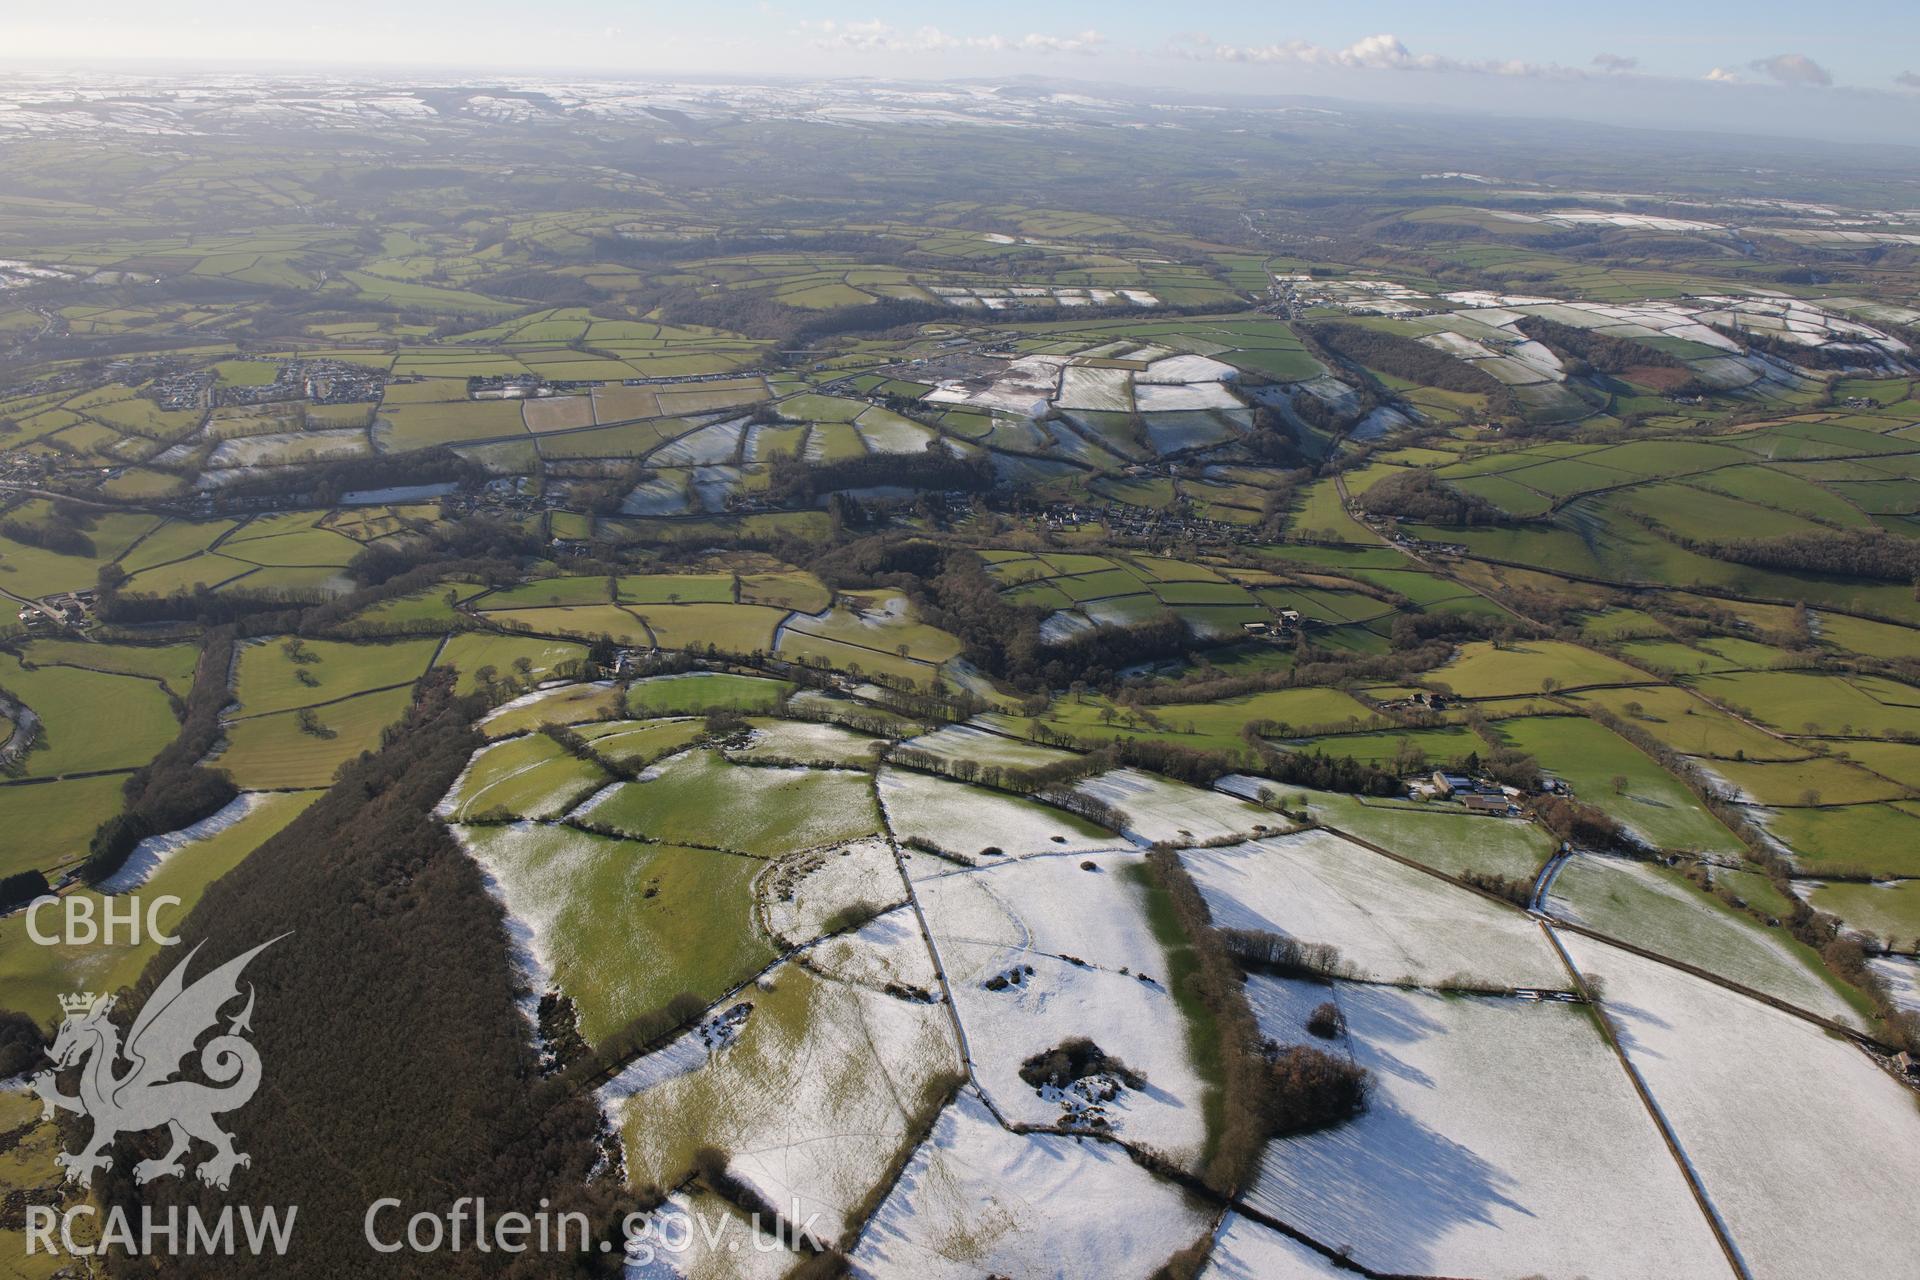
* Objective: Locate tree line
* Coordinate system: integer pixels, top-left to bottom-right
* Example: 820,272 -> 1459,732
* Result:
766,449 -> 992,506
81,629 -> 240,884
1691,528 -> 1920,584
102,670 -> 630,1277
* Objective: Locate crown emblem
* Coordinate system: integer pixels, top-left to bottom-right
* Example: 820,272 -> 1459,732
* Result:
58,991 -> 98,1016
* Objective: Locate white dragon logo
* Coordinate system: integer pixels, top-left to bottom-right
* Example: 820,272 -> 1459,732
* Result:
30,937 -> 281,1191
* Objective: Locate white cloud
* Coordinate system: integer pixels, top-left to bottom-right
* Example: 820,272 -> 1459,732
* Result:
1016,30 -> 1107,56
1592,53 -> 1639,73
805,20 -> 1105,57
1705,66 -> 1741,83
1165,32 -> 1568,79
1750,53 -> 1832,87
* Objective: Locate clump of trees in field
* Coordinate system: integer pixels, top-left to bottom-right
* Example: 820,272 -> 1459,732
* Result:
0,869 -> 48,914
1019,1037 -> 1147,1090
1304,321 -> 1515,407
1515,315 -> 1691,378
0,504 -> 96,557
1359,468 -> 1508,526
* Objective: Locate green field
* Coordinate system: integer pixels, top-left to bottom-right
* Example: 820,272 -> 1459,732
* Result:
478,576 -> 615,609
581,749 -> 880,855
1762,804 -> 1920,876
434,633 -> 588,692
1689,670 -> 1920,738
441,732 -> 609,821
1807,879 -> 1920,947
232,635 -> 437,715
0,652 -> 178,780
1288,788 -> 1557,882
626,673 -> 790,716
456,822 -> 775,1043
1425,640 -> 1654,700
1293,724 -> 1485,769
0,774 -> 136,880
483,682 -> 627,737
215,685 -> 417,789
1562,686 -> 1804,761
20,638 -> 200,693
0,793 -> 316,1022
1709,754 -> 1909,806
1492,715 -> 1741,854
6,88 -> 1920,1241
576,718 -> 707,767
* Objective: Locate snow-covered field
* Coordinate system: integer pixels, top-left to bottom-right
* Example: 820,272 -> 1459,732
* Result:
1244,978 -> 1729,1278
1494,207 -> 1725,233
1419,330 -> 1498,361
1422,291 -> 1906,372
1217,779 -> 1554,881
621,473 -> 690,515
853,409 -> 934,454
416,693 -> 1919,1277
726,719 -> 884,769
1074,767 -> 1281,844
1133,381 -> 1241,412
879,768 -> 1121,864
923,853 -> 1209,1159
1287,277 -> 1430,315
1868,954 -> 1920,1015
943,945 -> 1206,1157
804,906 -> 941,993
759,835 -> 903,945
1037,609 -> 1096,643
850,1092 -> 1212,1279
916,851 -> 1164,976
1141,410 -> 1238,454
1563,935 -> 1920,1280
209,428 -> 369,467
690,464 -> 741,510
1137,354 -> 1237,384
897,722 -> 1078,771
612,960 -> 959,1245
624,1189 -> 799,1280
1199,1214 -> 1350,1280
1410,316 -> 1567,388
1055,365 -> 1133,412
650,418 -> 743,466
1545,852 -> 1863,1027
600,1014 -> 739,1103
924,355 -> 1064,416
1183,830 -> 1567,988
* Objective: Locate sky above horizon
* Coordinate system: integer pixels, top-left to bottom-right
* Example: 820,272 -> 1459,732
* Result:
7,2 -> 1919,144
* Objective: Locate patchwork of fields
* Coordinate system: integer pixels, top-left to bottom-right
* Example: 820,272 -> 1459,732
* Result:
413,679 -> 1918,1279
5,80 -> 1920,1278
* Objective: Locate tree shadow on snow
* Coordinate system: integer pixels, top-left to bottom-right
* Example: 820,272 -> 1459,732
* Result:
1253,1097 -> 1530,1273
